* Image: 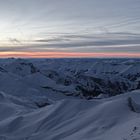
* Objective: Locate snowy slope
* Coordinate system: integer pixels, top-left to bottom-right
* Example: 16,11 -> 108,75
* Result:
0,91 -> 140,140
0,58 -> 139,140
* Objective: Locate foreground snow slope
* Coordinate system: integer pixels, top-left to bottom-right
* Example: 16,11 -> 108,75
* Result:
0,90 -> 140,140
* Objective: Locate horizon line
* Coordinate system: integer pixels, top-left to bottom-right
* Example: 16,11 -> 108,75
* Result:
0,51 -> 139,58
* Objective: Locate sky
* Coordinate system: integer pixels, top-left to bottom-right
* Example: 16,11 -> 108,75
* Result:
0,0 -> 140,58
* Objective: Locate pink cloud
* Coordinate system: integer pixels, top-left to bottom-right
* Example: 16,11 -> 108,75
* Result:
0,52 -> 139,58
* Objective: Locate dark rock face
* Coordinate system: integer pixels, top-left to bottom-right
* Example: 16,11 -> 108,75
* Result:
0,67 -> 7,73
3,59 -> 39,76
128,97 -> 140,113
136,81 -> 140,89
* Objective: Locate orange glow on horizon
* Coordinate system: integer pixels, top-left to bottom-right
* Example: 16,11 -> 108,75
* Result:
0,51 -> 139,58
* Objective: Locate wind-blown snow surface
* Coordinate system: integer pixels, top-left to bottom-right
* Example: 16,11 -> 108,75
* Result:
0,58 -> 140,140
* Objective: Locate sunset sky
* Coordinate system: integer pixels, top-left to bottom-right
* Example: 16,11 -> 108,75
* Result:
0,0 -> 140,58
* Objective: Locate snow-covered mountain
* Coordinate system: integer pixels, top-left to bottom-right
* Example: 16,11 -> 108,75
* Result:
0,58 -> 140,140
0,58 -> 139,99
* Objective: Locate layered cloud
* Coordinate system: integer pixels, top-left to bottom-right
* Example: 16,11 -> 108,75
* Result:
0,32 -> 140,54
0,0 -> 140,57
